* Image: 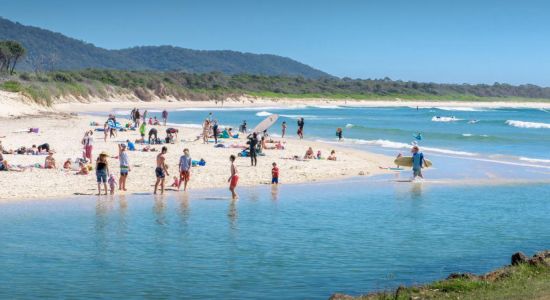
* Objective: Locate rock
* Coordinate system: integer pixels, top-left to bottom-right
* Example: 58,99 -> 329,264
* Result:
328,293 -> 354,300
511,252 -> 529,265
447,273 -> 478,280
533,250 -> 550,259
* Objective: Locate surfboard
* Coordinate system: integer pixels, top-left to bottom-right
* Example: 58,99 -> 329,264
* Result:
394,156 -> 433,168
253,114 -> 279,133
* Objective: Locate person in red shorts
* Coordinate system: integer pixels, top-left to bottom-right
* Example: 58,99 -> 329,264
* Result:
271,162 -> 279,184
228,154 -> 239,200
178,148 -> 192,191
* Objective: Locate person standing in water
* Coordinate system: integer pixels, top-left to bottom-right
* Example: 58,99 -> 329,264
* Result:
336,128 -> 343,141
281,121 -> 287,138
297,118 -> 304,139
154,146 -> 169,195
162,109 -> 168,126
118,143 -> 130,191
228,154 -> 239,200
411,145 -> 426,180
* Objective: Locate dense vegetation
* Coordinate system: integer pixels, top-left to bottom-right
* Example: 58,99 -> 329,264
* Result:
2,69 -> 550,106
0,17 -> 329,78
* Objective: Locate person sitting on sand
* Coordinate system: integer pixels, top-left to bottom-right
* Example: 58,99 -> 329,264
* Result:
166,128 -> 179,143
127,140 -> 136,151
63,158 -> 72,170
153,116 -> 160,125
75,162 -> 89,175
154,146 -> 169,195
327,150 -> 337,161
148,117 -> 153,125
37,143 -> 50,154
45,151 -> 56,169
317,150 -> 322,159
304,147 -> 315,159
170,176 -> 180,188
0,153 -> 5,171
0,141 -> 13,154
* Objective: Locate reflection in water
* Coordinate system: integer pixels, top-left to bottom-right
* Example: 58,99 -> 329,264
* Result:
154,196 -> 167,225
117,195 -> 128,237
410,183 -> 423,200
227,200 -> 238,230
177,193 -> 190,227
95,197 -> 115,255
271,184 -> 279,201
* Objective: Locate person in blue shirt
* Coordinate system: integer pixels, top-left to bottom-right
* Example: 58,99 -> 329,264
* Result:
126,140 -> 136,151
411,145 -> 426,179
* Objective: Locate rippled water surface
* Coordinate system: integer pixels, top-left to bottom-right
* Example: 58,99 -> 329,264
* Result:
1,180 -> 549,299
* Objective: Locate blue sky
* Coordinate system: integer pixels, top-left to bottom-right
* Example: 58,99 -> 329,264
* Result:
1,0 -> 549,85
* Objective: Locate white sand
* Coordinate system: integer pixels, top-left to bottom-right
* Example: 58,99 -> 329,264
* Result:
0,113 -> 393,201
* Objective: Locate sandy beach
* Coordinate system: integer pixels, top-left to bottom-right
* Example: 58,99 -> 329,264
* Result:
0,111 -> 393,201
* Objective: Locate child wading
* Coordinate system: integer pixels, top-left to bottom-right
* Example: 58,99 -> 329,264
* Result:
271,162 -> 279,184
228,155 -> 239,200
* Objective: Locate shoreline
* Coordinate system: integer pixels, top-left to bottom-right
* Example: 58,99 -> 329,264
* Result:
2,89 -> 550,118
0,111 -> 393,202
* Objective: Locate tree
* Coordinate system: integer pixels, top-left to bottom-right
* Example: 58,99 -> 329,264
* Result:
0,42 -> 10,73
6,41 -> 26,75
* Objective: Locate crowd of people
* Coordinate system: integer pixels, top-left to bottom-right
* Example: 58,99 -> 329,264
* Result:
1,108 -> 428,199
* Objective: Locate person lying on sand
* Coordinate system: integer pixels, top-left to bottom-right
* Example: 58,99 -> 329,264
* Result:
327,150 -> 337,161
304,147 -> 315,159
44,151 -> 56,169
63,158 -> 72,170
0,141 -> 13,154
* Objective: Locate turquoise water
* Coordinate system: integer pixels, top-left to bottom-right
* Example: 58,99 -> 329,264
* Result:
124,105 -> 550,166
1,180 -> 549,299
3,105 -> 549,298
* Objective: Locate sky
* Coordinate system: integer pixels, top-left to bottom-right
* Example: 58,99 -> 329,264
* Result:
1,0 -> 549,86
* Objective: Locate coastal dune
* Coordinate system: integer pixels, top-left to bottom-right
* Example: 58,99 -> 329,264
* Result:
0,113 -> 392,201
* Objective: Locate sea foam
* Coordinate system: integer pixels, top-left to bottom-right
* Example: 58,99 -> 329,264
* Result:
506,120 -> 550,129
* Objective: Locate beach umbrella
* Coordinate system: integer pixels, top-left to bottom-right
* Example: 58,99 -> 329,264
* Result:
253,114 -> 279,133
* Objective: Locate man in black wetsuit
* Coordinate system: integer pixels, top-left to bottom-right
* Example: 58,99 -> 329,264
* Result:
247,132 -> 258,166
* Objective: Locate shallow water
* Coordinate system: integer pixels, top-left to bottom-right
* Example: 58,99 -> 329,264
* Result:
1,180 -> 549,299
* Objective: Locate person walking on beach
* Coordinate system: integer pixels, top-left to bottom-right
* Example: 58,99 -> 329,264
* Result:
202,119 -> 211,144
281,121 -> 287,138
143,110 -> 148,124
247,132 -> 258,166
178,148 -> 192,191
411,145 -> 426,180
103,122 -> 109,142
297,118 -> 304,139
118,143 -> 130,191
135,109 -> 141,127
162,109 -> 168,126
154,146 -> 169,195
139,122 -> 146,142
228,154 -> 239,200
95,152 -> 110,195
212,120 -> 219,144
131,108 -> 136,124
82,130 -> 94,163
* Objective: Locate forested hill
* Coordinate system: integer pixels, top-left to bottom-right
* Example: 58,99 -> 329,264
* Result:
0,17 -> 330,78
